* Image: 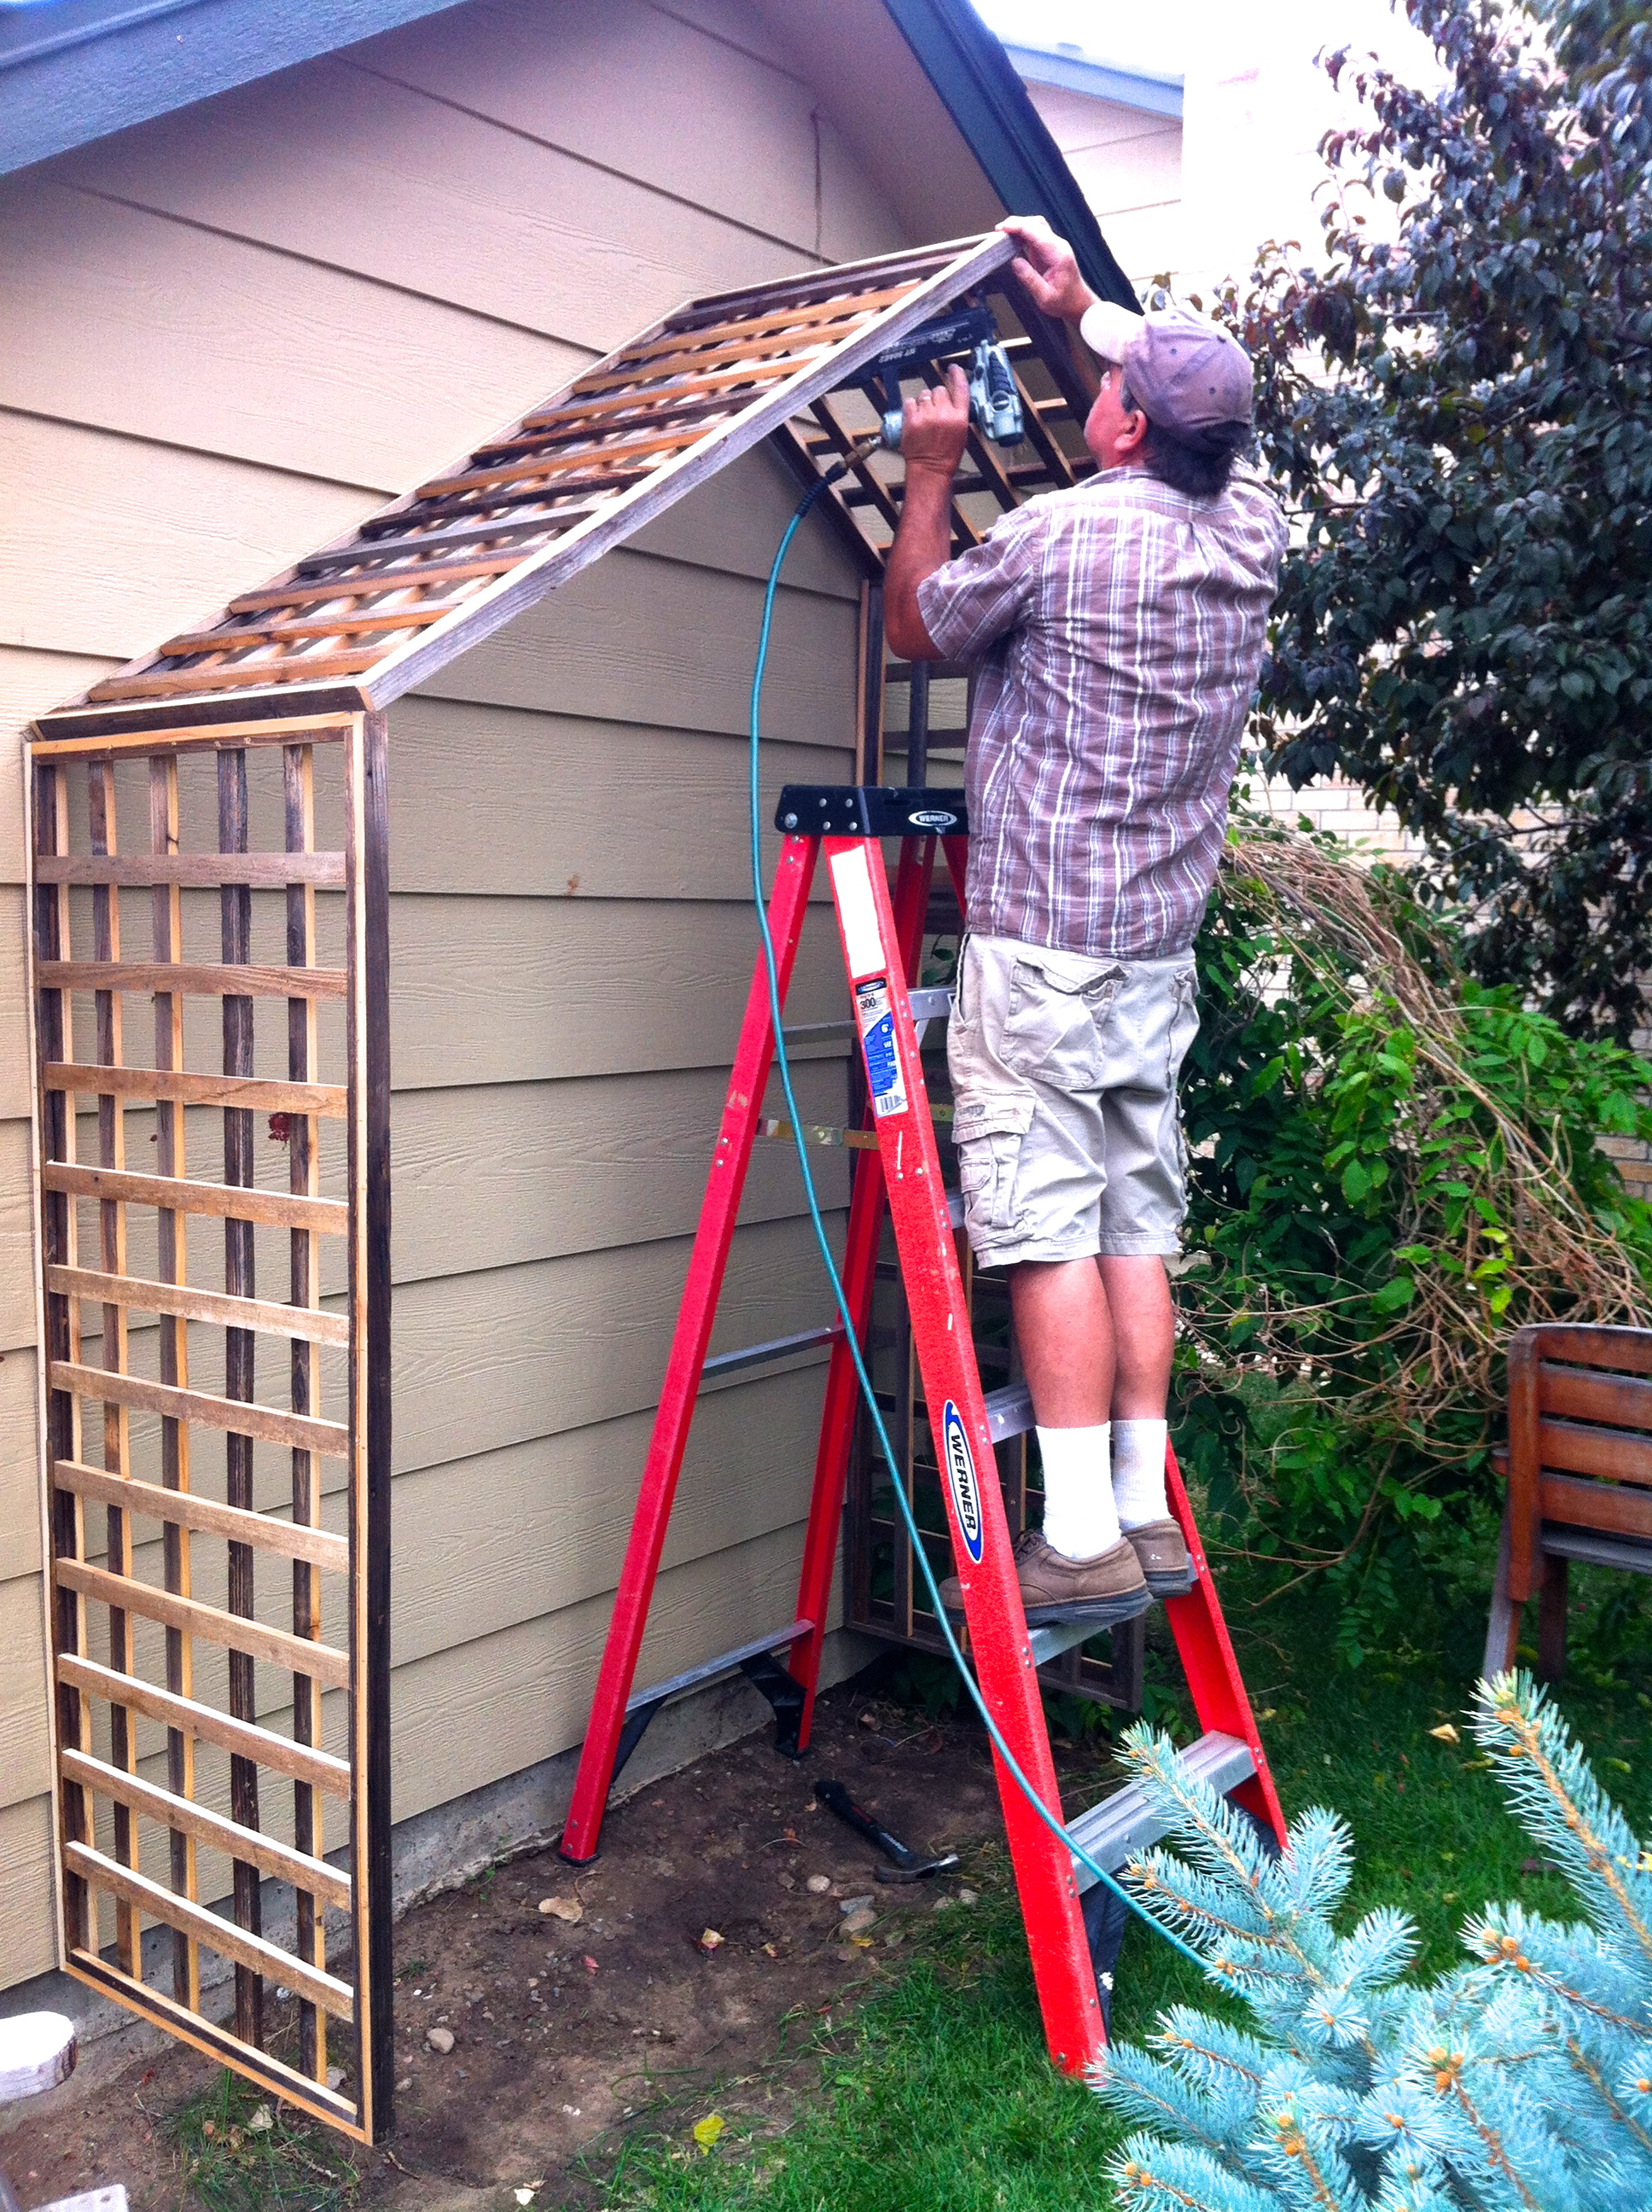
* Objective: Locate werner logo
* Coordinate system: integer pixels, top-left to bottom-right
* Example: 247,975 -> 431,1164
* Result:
908,807 -> 958,833
941,1402 -> 984,1564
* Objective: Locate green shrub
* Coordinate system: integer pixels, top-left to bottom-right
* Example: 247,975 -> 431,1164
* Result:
1174,819 -> 1652,1662
1093,1674 -> 1652,2211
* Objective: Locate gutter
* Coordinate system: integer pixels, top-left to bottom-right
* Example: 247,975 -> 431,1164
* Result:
1001,42 -> 1184,120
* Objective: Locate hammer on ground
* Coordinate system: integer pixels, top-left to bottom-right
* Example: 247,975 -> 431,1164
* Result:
814,1778 -> 960,1883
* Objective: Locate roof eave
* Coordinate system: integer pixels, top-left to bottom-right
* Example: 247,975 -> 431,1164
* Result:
0,0 -> 468,178
878,0 -> 1137,311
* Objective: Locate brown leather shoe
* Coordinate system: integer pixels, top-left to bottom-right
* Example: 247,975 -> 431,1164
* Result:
938,1529 -> 1150,1627
1122,1518 -> 1195,1597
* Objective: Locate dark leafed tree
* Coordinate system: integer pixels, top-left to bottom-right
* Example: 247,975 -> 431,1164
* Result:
1238,0 -> 1652,1039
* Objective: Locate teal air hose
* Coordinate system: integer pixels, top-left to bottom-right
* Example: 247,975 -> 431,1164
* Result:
748,477 -> 1205,1974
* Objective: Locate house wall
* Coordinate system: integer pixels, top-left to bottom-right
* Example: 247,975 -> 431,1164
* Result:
0,0 -> 941,1994
1021,79 -> 1186,293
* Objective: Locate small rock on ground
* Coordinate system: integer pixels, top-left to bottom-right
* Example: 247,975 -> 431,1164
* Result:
427,2027 -> 456,2055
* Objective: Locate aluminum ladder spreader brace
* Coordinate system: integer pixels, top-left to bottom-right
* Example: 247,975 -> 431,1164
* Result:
560,785 -> 1287,2072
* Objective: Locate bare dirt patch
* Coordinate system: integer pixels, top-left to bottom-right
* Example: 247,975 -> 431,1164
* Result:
3,1680 -> 1019,2209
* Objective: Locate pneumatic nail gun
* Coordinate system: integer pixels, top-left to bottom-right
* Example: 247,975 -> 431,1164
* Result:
858,305 -> 1024,451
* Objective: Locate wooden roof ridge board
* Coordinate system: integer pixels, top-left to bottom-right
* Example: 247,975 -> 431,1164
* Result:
37,232 -> 1021,738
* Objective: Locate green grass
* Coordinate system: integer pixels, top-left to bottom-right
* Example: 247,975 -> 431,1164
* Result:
590,1844 -> 1190,2212
166,2066 -> 361,2212
583,1564 -> 1652,2211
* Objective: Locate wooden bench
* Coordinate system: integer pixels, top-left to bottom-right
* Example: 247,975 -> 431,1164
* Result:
0,2013 -> 127,2212
1484,1323 -> 1652,1682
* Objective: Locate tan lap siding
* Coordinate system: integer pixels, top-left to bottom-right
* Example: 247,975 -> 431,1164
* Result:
384,463 -> 862,1815
0,0 -> 906,1981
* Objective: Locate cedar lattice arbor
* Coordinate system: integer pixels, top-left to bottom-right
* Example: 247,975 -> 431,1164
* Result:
26,229 -> 1102,2141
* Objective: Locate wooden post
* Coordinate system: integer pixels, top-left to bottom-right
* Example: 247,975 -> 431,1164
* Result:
907,661 -> 930,790
35,760 -> 90,1959
88,762 -> 138,1977
218,746 -> 263,2048
150,750 -> 200,2010
855,582 -> 886,788
354,710 -> 395,2141
285,740 -> 326,2086
1507,1329 -> 1540,1604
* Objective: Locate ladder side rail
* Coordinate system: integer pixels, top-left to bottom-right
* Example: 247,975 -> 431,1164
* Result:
941,833 -> 969,914
822,833 -> 1104,2075
1162,1445 -> 1288,1849
788,837 -> 937,1742
560,835 -> 820,1860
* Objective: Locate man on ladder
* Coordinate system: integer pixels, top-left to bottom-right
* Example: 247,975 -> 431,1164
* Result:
565,222 -> 1292,2068
883,217 -> 1287,1635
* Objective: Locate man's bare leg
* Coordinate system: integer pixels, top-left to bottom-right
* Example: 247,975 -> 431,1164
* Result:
1009,1254 -> 1172,1424
1009,1255 -> 1190,1592
1009,1257 -> 1114,1426
935,1257 -> 1160,1619
1097,1255 -> 1174,1417
1098,1256 -> 1188,1584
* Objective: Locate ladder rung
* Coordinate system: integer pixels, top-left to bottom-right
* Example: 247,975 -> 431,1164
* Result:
702,1324 -> 840,1381
983,1378 -> 1033,1442
625,1620 -> 812,1714
759,1116 -> 880,1151
780,983 -> 952,1050
757,1103 -> 953,1150
1064,1730 -> 1255,1888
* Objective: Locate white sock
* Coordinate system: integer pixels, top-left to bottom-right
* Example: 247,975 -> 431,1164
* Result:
1112,1418 -> 1170,1530
1037,1423 -> 1120,1560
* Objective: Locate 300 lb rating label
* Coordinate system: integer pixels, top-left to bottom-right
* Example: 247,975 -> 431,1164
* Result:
854,976 -> 909,1119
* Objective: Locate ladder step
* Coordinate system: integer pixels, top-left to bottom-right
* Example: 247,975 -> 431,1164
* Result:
1027,1616 -> 1096,1667
625,1620 -> 812,1714
1064,1730 -> 1255,1889
701,1324 -> 840,1381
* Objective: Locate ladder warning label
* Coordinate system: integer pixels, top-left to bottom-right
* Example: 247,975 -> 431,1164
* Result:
855,977 -> 909,1119
942,1402 -> 985,1563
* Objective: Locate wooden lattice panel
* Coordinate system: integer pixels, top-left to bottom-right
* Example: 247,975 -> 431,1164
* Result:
28,713 -> 392,2142
774,282 -> 1101,568
61,233 -> 1050,724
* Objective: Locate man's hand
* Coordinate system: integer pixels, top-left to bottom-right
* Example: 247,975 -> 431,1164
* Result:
999,216 -> 1096,324
884,367 -> 969,661
901,364 -> 970,479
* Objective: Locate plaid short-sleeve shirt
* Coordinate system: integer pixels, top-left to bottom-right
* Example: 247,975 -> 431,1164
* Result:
916,467 -> 1286,959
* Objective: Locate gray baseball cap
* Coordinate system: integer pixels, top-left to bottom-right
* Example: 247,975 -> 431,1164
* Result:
1078,300 -> 1254,433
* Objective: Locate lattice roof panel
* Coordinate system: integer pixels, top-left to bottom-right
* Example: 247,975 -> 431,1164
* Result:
39,230 -> 1101,736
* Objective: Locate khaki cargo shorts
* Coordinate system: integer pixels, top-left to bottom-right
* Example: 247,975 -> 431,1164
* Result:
945,934 -> 1200,1268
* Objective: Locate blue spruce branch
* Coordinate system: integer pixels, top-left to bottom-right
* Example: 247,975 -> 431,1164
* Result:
1093,1674 -> 1652,2211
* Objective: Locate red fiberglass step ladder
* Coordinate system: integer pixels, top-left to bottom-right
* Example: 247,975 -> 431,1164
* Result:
559,786 -> 1286,2073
